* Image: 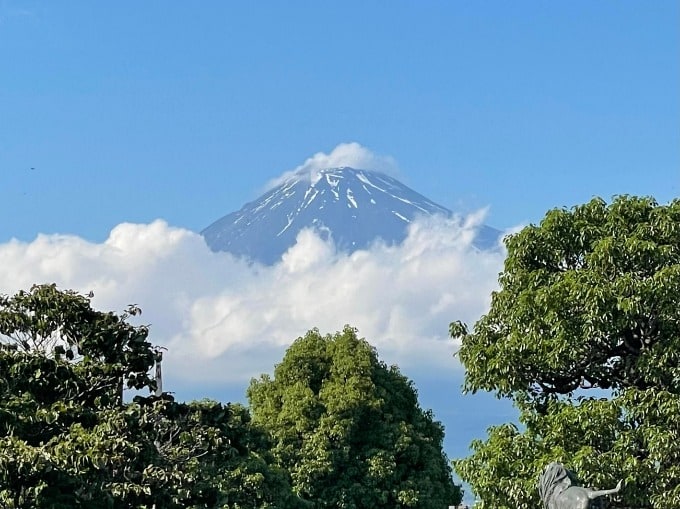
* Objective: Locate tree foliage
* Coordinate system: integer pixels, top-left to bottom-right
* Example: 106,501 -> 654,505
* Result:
248,326 -> 462,509
451,196 -> 680,508
0,284 -> 297,508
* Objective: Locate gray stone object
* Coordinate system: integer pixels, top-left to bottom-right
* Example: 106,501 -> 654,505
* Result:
538,462 -> 622,509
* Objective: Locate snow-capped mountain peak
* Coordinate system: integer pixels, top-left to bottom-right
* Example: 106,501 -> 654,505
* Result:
202,167 -> 499,264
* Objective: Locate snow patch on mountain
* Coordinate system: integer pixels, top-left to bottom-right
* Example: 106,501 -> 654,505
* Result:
203,167 -> 502,265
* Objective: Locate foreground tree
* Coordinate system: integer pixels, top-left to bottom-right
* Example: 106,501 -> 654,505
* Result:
451,196 -> 680,508
248,326 -> 462,509
0,284 -> 297,508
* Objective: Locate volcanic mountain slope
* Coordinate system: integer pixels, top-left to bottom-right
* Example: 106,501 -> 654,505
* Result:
202,167 -> 501,264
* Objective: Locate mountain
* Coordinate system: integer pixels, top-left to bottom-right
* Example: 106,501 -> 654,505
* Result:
202,167 -> 501,264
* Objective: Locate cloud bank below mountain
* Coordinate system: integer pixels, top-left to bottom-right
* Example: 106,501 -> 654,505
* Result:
0,214 -> 507,389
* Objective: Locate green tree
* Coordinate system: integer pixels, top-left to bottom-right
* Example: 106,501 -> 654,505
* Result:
451,196 -> 680,508
0,284 -> 297,508
248,326 -> 462,509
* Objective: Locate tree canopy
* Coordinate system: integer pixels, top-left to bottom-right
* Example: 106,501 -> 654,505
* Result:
248,326 -> 462,509
451,196 -> 680,508
0,284 -> 297,508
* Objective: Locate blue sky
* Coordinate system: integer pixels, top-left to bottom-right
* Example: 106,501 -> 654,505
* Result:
1,2 -> 678,501
2,1 -> 677,241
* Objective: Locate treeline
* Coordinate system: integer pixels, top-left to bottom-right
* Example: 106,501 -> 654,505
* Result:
1,195 -> 678,508
0,285 -> 461,508
453,196 -> 680,508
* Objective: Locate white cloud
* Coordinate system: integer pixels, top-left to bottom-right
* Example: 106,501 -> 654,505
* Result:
265,142 -> 399,190
0,216 -> 507,390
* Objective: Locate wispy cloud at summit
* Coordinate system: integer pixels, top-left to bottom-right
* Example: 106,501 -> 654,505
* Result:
265,142 -> 399,190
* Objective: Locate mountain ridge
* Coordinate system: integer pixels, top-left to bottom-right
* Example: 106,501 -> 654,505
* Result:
202,167 -> 500,264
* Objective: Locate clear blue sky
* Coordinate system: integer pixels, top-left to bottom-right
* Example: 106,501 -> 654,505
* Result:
0,4 -> 678,500
1,1 -> 677,242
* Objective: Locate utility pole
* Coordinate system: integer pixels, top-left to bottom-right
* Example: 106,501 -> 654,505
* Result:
154,350 -> 163,397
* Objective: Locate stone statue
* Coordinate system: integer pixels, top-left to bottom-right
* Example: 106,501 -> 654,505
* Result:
538,462 -> 622,509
